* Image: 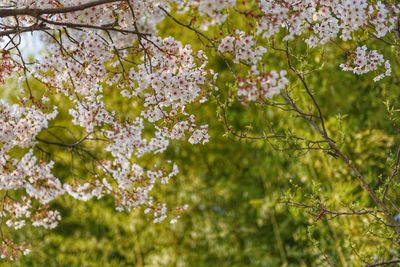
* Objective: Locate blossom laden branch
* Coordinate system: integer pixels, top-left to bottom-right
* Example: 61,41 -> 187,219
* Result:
0,0 -> 123,18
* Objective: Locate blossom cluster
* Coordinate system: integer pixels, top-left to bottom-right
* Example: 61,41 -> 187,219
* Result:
257,0 -> 399,46
340,46 -> 391,82
237,70 -> 289,102
194,0 -> 236,28
254,0 -> 398,81
0,100 -> 57,155
0,240 -> 30,261
0,0 -> 216,259
218,30 -> 267,65
29,31 -> 211,223
0,97 -> 63,250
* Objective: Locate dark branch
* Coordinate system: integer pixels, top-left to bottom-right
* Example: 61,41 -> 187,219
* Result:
0,0 -> 122,18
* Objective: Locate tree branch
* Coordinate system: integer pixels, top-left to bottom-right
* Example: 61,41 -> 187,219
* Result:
0,0 -> 122,18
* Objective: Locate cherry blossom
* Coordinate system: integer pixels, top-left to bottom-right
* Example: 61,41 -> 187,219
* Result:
218,30 -> 267,65
340,45 -> 391,81
237,70 -> 289,102
0,0 -> 399,260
